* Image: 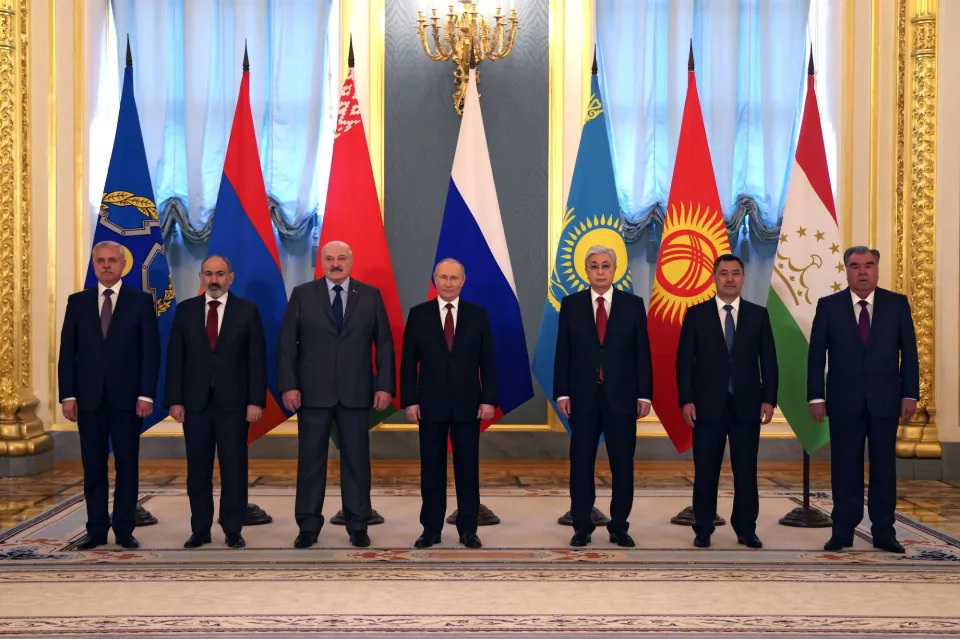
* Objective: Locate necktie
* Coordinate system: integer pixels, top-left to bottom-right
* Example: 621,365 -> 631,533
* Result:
724,304 -> 735,393
858,299 -> 870,343
444,302 -> 455,351
206,300 -> 221,350
332,285 -> 344,329
100,289 -> 113,338
596,297 -> 608,381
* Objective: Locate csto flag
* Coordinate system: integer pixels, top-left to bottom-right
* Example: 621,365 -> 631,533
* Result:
207,50 -> 289,442
432,68 -> 534,426
85,43 -> 176,431
767,53 -> 837,453
648,50 -> 730,453
532,71 -> 633,434
317,57 -> 404,431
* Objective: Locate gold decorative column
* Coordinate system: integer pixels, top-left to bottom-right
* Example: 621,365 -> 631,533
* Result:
0,0 -> 53,474
895,0 -> 941,458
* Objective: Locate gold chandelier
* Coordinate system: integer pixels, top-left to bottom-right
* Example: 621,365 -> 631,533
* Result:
416,1 -> 520,115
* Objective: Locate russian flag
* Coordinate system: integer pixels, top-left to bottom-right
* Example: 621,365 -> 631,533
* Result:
432,68 -> 534,422
207,51 -> 289,441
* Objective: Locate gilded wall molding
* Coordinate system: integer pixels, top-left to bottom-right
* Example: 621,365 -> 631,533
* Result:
0,0 -> 52,459
896,0 -> 940,458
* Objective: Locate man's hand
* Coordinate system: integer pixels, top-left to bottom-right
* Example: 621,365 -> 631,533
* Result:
682,403 -> 697,427
637,400 -> 652,418
900,398 -> 918,422
169,404 -> 185,423
809,402 -> 826,423
282,390 -> 302,413
246,405 -> 263,423
760,402 -> 774,425
136,399 -> 153,419
404,404 -> 421,423
556,398 -> 571,418
477,403 -> 495,420
373,391 -> 392,412
62,399 -> 78,422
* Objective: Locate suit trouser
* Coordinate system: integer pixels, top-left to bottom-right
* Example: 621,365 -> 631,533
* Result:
295,405 -> 372,535
829,407 -> 898,543
183,390 -> 249,536
77,398 -> 142,539
418,417 -> 481,536
692,394 -> 761,538
569,384 -> 637,535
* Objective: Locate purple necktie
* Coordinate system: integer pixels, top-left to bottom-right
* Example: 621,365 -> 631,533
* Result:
100,289 -> 113,338
444,303 -> 455,351
858,299 -> 870,343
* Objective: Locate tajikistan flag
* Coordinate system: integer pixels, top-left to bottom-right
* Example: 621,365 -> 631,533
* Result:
767,53 -> 841,453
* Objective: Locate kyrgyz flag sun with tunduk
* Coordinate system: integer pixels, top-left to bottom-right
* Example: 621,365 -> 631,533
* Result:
648,47 -> 731,453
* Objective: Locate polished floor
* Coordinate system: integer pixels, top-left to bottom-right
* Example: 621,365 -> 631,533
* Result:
2,460 -> 959,536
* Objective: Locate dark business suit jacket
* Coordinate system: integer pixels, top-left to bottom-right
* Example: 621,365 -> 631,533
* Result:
165,294 -> 267,412
58,284 -> 160,410
553,288 -> 653,419
676,297 -> 779,422
807,287 -> 919,418
278,278 -> 395,407
400,299 -> 498,422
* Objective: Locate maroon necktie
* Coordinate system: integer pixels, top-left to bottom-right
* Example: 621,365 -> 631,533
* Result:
444,303 -> 455,351
596,297 -> 607,381
207,300 -> 221,350
100,289 -> 113,338
858,299 -> 870,343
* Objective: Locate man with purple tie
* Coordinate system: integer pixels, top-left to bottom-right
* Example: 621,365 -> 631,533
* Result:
808,246 -> 919,554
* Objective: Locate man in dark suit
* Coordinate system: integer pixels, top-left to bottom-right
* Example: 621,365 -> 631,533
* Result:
676,254 -> 778,549
58,240 -> 160,550
554,245 -> 653,548
278,240 -> 395,549
400,259 -> 498,549
165,255 -> 267,549
808,246 -> 918,554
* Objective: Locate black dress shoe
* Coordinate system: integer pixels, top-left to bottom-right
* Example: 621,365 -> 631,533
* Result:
693,534 -> 711,548
293,532 -> 318,549
349,531 -> 371,548
609,531 -> 636,547
873,538 -> 905,554
570,531 -> 592,547
459,532 -> 482,549
183,532 -> 212,548
414,533 -> 441,549
76,534 -> 107,550
116,535 -> 140,549
225,533 -> 246,549
823,536 -> 852,552
737,533 -> 763,549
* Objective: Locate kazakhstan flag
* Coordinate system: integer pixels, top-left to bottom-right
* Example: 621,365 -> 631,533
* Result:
531,71 -> 633,434
84,44 -> 176,431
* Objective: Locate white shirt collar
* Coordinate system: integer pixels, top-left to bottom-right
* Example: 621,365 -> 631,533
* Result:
97,281 -> 122,297
716,296 -> 741,313
438,296 -> 460,311
851,289 -> 875,307
590,287 -> 613,305
327,277 -> 350,292
205,291 -> 229,307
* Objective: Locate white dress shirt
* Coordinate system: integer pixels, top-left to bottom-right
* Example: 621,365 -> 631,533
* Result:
437,296 -> 459,331
326,277 -> 350,314
204,291 -> 228,334
715,295 -> 740,331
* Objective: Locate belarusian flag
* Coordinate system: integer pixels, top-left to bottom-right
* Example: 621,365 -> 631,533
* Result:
767,53 -> 837,453
316,44 -> 404,431
648,48 -> 730,453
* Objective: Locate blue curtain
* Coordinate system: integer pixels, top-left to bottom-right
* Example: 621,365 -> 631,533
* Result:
596,0 -> 810,304
105,0 -> 336,298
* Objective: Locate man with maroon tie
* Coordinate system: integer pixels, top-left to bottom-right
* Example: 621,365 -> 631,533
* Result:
166,255 -> 267,549
808,246 -> 919,554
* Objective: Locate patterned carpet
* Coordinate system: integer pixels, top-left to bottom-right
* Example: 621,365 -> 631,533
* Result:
1,488 -> 959,637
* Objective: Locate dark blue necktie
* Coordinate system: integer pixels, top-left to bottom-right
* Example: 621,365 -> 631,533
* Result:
724,304 -> 735,393
332,285 -> 344,329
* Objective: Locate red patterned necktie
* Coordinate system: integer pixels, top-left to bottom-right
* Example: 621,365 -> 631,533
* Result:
100,289 -> 113,338
207,300 -> 221,350
444,303 -> 455,351
596,297 -> 607,381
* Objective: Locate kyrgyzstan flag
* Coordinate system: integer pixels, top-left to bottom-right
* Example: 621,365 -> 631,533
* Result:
208,48 -> 290,442
316,45 -> 404,429
648,47 -> 731,453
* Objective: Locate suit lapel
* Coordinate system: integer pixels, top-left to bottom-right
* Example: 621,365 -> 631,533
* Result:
316,279 -> 334,324
214,298 -> 238,351
342,282 -> 360,328
707,297 -> 729,351
583,292 -> 600,346
108,284 -> 133,334
866,289 -> 885,349
843,288 -> 866,350
87,288 -> 104,340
